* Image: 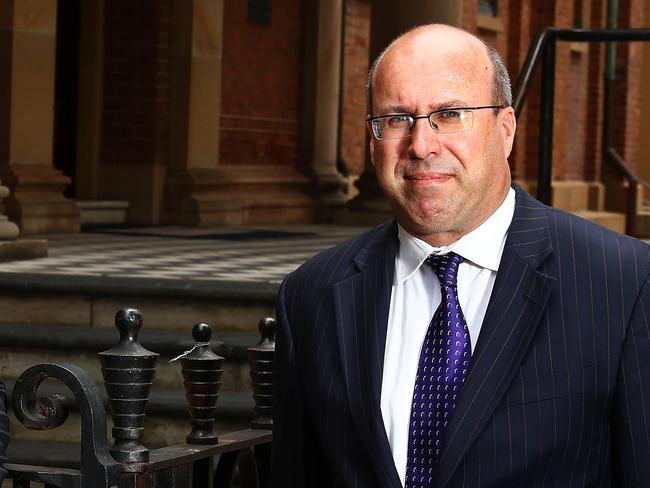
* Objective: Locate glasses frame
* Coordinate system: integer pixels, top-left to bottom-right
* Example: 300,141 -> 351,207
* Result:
367,105 -> 505,140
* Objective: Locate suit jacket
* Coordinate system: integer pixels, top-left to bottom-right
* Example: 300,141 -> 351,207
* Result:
271,186 -> 650,487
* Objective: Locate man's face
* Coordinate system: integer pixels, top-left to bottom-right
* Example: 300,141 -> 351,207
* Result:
369,31 -> 516,246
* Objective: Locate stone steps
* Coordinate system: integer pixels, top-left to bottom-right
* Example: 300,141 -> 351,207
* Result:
572,210 -> 626,234
0,272 -> 277,331
7,440 -> 83,469
521,179 -> 627,234
76,200 -> 130,226
634,206 -> 650,238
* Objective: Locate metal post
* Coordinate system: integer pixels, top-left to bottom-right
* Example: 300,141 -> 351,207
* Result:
627,181 -> 638,235
605,0 -> 619,81
538,36 -> 556,205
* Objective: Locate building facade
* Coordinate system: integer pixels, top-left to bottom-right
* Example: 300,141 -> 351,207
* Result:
0,0 -> 648,235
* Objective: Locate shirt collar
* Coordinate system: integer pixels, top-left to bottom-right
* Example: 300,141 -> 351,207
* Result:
394,187 -> 515,285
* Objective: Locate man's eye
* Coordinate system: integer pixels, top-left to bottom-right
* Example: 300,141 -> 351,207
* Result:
387,115 -> 411,127
439,110 -> 462,119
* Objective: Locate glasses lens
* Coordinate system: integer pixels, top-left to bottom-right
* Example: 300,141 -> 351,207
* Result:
372,115 -> 413,140
429,110 -> 473,134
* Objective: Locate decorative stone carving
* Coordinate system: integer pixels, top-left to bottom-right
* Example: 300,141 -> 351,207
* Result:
0,180 -> 19,241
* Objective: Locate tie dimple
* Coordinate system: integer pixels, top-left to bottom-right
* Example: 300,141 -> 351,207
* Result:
405,252 -> 472,488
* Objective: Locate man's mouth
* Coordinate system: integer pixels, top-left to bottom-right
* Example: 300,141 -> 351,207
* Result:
404,172 -> 453,182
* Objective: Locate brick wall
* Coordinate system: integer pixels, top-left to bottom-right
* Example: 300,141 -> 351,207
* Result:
611,0 -> 644,171
566,46 -> 589,180
599,0 -> 644,190
514,1 -> 574,181
475,0 -> 510,56
341,0 -> 370,177
94,0 -> 646,216
101,0 -> 171,168
505,0 -> 645,185
506,0 -> 532,180
564,0 -> 590,180
462,1 -> 477,31
219,0 -> 304,168
585,0 -> 606,181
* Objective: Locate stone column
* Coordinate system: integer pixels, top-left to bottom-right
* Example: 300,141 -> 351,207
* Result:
162,0 -> 226,226
0,0 -> 80,234
346,0 -> 462,223
162,0 -> 314,226
75,0 -> 104,200
309,0 -> 348,216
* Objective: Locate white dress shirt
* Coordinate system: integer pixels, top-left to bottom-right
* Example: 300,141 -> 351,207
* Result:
380,188 -> 515,486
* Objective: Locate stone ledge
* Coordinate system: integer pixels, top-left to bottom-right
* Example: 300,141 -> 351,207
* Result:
0,272 -> 277,301
0,239 -> 47,263
77,200 -> 130,225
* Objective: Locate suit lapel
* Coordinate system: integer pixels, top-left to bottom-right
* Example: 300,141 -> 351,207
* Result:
333,221 -> 402,487
435,187 -> 556,487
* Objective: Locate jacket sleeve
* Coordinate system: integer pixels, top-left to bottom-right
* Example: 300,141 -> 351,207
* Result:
611,275 -> 650,485
269,276 -> 321,487
0,381 -> 9,483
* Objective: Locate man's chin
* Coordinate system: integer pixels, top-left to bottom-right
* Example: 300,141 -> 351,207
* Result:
397,206 -> 456,236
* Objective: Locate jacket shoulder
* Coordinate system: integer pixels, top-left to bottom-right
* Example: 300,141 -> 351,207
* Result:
283,221 -> 394,292
544,204 -> 650,271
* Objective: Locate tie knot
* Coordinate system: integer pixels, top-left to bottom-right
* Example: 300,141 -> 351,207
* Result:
425,252 -> 463,287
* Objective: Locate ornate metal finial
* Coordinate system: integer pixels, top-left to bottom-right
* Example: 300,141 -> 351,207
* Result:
99,308 -> 158,472
247,318 -> 276,429
173,322 -> 224,445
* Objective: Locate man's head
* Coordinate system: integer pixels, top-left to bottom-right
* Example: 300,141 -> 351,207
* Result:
367,24 -> 516,246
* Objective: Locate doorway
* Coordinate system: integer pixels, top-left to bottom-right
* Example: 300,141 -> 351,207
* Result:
53,0 -> 82,198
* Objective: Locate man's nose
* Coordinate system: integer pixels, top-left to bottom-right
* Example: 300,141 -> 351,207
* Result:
408,118 -> 442,159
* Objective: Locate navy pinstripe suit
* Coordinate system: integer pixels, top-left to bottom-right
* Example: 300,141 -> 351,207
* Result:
271,186 -> 650,487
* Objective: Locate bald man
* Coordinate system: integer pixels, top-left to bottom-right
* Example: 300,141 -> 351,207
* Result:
271,24 -> 650,487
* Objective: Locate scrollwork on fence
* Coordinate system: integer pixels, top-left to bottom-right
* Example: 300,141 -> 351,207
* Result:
11,363 -> 121,488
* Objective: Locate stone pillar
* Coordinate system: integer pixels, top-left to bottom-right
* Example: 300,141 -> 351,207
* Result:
309,0 -> 348,217
75,0 -> 104,200
162,0 -> 314,226
0,0 -> 80,234
346,1 -> 462,223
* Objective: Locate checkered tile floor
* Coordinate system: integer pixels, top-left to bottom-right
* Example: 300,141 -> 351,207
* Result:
0,225 -> 368,284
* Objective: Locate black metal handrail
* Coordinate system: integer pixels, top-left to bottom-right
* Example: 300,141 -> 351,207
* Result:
511,27 -> 650,235
513,28 -> 650,117
606,147 -> 644,236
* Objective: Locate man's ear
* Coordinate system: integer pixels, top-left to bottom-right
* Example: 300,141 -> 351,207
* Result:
368,122 -> 377,167
500,107 -> 516,159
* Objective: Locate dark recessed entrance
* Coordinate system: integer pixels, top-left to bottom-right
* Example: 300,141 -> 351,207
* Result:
53,0 -> 82,198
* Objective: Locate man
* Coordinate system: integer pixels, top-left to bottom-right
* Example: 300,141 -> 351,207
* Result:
271,24 -> 650,487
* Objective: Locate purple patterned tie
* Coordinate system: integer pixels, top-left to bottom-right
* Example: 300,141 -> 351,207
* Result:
405,252 -> 472,488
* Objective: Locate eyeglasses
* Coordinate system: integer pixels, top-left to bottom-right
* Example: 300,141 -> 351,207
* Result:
367,105 -> 504,140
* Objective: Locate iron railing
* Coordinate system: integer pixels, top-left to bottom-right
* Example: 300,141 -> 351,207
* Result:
511,27 -> 650,235
3,308 -> 275,488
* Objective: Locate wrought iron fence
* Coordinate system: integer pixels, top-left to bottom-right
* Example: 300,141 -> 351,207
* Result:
4,308 -> 275,488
